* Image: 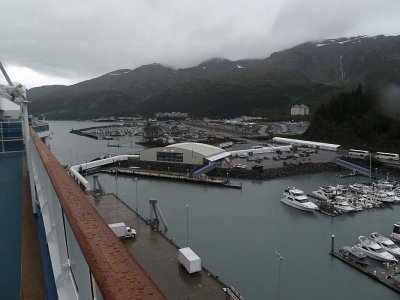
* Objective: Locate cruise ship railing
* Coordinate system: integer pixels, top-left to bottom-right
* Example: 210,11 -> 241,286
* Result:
0,120 -> 24,153
28,128 -> 166,300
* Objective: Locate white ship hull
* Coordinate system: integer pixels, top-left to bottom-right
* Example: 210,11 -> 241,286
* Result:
280,197 -> 316,212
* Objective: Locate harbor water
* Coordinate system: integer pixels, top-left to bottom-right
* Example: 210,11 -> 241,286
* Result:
49,121 -> 399,300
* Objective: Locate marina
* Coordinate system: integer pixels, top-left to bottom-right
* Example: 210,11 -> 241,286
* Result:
50,120 -> 400,299
331,232 -> 400,294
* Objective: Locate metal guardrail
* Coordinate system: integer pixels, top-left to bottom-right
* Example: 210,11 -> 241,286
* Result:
29,128 -> 166,300
334,158 -> 370,175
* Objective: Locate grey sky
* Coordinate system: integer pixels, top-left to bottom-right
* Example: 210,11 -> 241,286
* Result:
1,0 -> 400,88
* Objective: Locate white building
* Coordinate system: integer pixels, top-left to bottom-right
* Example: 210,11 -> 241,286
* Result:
291,105 -> 309,116
155,112 -> 188,118
139,142 -> 230,165
273,137 -> 340,151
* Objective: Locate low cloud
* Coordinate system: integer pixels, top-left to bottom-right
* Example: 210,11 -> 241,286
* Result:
1,0 -> 399,87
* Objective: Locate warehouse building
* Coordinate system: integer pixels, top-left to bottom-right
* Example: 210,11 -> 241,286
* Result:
272,137 -> 341,151
139,142 -> 230,165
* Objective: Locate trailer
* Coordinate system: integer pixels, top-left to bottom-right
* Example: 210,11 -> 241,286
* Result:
108,222 -> 136,239
178,247 -> 201,274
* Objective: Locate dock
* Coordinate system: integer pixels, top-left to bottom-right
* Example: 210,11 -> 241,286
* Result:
87,193 -> 231,300
104,167 -> 243,189
330,251 -> 400,293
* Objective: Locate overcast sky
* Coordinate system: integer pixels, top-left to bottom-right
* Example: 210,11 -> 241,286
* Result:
1,0 -> 400,88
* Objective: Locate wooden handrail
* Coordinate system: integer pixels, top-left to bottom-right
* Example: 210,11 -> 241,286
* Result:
30,128 -> 166,300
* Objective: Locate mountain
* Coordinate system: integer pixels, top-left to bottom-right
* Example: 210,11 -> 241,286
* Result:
263,35 -> 400,85
28,85 -> 66,102
304,85 -> 400,152
29,35 -> 400,119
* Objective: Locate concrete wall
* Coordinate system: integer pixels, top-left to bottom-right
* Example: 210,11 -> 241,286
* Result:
139,147 -> 206,165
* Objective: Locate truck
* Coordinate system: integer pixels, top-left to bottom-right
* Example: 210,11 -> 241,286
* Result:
108,222 -> 136,239
178,247 -> 201,274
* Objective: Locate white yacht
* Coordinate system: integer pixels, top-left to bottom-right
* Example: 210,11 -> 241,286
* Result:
370,232 -> 400,257
349,183 -> 365,193
280,187 -> 319,212
319,186 -> 336,199
354,236 -> 397,262
333,196 -> 355,213
311,189 -> 329,201
355,196 -> 373,209
386,191 -> 400,203
373,191 -> 394,203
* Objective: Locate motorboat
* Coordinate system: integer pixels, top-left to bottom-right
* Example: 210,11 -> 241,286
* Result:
319,186 -> 336,199
354,236 -> 398,262
332,196 -> 355,213
349,183 -> 367,193
373,191 -> 394,204
339,246 -> 369,266
370,232 -> 400,257
349,199 -> 363,212
373,180 -> 395,191
280,187 -> 318,212
389,223 -> 400,243
311,189 -> 330,201
363,194 -> 384,208
317,201 -> 341,216
386,191 -> 400,204
354,196 -> 373,209
335,184 -> 350,195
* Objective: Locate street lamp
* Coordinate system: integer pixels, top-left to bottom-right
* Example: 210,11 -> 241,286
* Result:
275,251 -> 284,300
185,203 -> 189,247
115,166 -> 119,197
135,177 -> 139,216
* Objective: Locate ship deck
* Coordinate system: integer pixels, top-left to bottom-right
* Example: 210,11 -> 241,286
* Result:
0,153 -> 45,299
88,193 -> 227,300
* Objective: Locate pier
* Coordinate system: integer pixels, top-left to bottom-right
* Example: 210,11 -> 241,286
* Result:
330,251 -> 400,293
87,193 -> 232,300
104,167 -> 243,189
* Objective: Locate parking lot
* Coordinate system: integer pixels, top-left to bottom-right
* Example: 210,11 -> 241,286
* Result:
222,143 -> 339,170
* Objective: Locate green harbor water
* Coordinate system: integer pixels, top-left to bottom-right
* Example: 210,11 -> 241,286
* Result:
49,121 -> 400,300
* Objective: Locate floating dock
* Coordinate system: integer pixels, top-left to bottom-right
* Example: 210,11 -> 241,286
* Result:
104,167 -> 243,189
330,251 -> 400,293
87,193 -> 232,299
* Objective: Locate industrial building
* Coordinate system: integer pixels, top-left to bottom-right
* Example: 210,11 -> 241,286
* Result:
139,142 -> 230,165
272,137 -> 341,151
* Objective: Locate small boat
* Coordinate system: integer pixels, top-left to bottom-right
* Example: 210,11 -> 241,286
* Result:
339,246 -> 369,266
356,196 -> 373,209
319,186 -> 336,199
311,189 -> 329,201
317,201 -> 341,216
332,196 -> 355,213
370,232 -> 400,257
386,191 -> 400,204
373,191 -> 394,203
280,187 -> 319,212
373,180 -> 395,191
389,223 -> 400,243
349,183 -> 365,193
354,236 -> 398,262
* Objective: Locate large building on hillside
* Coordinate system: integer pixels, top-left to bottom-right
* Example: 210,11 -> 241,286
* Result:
291,104 -> 309,116
139,142 -> 229,165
